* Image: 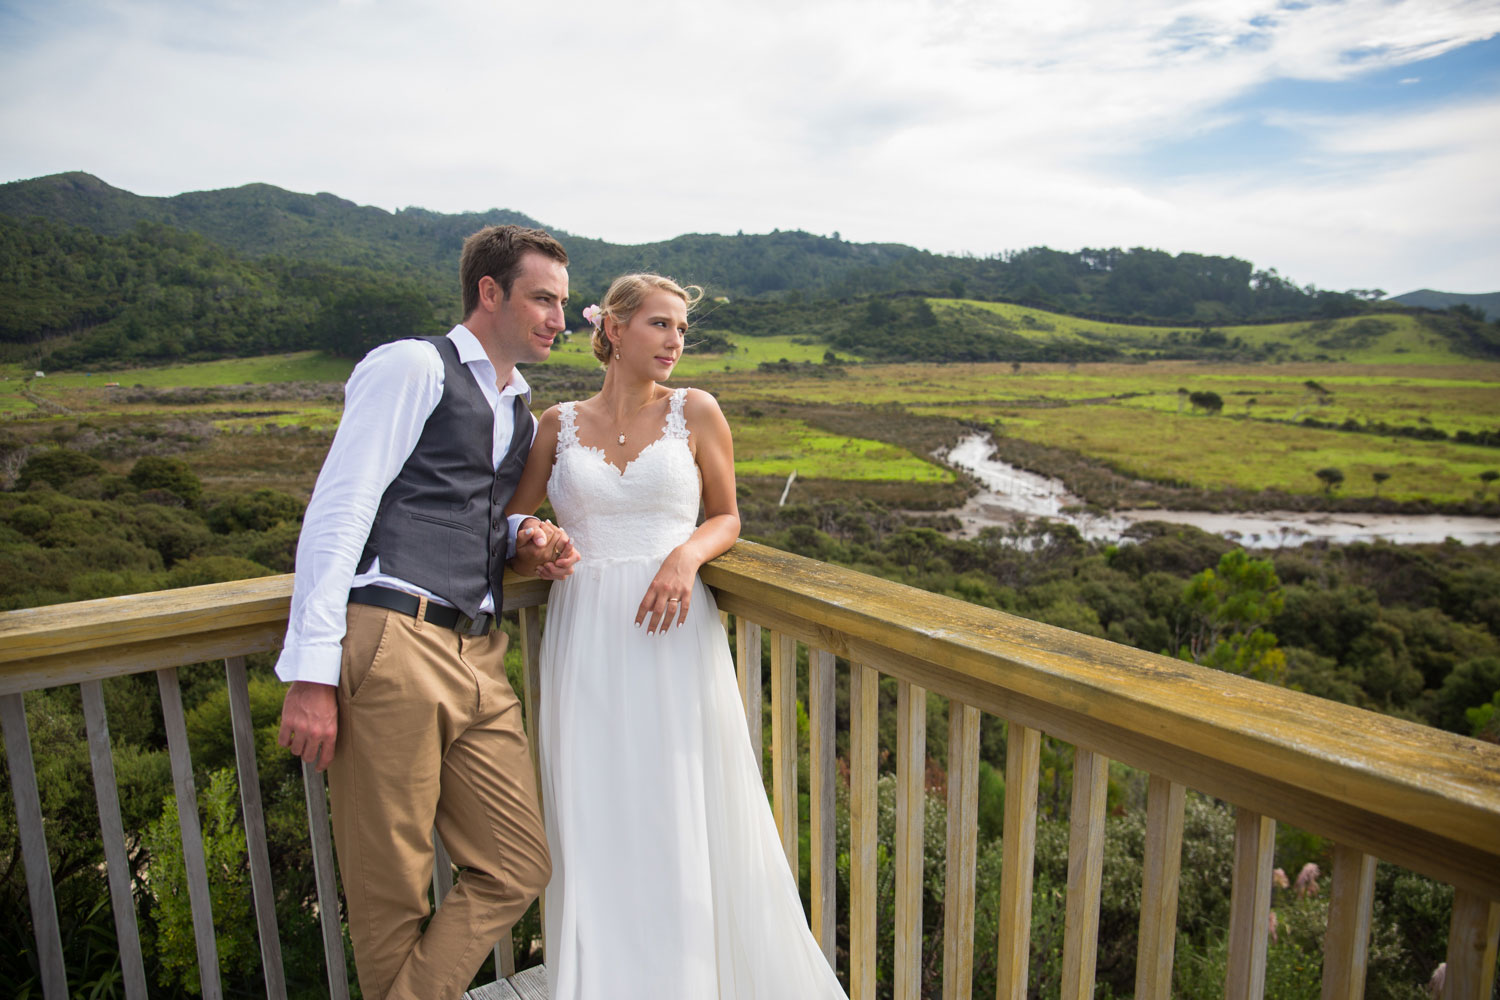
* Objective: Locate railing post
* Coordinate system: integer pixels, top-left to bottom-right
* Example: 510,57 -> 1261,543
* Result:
1444,889 -> 1500,999
1226,808 -> 1276,1000
1321,844 -> 1376,999
0,692 -> 67,1000
157,666 -> 223,1000
224,656 -> 288,1000
1061,747 -> 1109,999
512,604 -> 546,977
79,681 -> 150,1000
996,722 -> 1041,1000
735,619 -> 763,776
301,763 -> 352,1000
942,701 -> 981,1000
770,631 -> 799,877
895,680 -> 927,1000
1135,775 -> 1185,1000
809,648 -> 838,965
849,661 -> 880,1000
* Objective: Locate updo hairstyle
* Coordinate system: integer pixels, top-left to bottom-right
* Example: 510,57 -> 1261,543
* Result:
590,273 -> 705,365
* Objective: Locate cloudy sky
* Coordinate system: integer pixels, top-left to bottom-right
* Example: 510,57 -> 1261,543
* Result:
3,0 -> 1498,296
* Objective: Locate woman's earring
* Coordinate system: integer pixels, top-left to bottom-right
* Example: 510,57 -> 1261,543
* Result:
614,347 -> 621,360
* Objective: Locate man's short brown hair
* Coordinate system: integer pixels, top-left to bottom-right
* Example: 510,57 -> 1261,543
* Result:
460,225 -> 569,318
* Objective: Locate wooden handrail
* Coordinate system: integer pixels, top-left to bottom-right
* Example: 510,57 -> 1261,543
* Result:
3,540 -> 1498,997
699,541 -> 1500,899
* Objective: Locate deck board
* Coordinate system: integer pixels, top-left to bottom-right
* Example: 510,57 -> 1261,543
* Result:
465,964 -> 546,1000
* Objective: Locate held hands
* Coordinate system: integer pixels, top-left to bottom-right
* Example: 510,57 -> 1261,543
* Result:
513,517 -> 581,580
635,546 -> 698,635
277,681 -> 339,771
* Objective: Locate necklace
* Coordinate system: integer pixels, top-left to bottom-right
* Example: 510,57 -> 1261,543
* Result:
617,432 -> 627,445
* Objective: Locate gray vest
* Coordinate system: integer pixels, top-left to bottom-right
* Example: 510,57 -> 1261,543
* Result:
358,335 -> 534,617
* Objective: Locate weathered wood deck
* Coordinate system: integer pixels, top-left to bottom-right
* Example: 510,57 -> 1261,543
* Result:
466,963 -> 547,1000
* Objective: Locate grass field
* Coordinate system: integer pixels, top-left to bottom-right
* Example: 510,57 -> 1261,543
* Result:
544,332 -> 847,375
6,348 -> 1498,507
951,403 -> 1499,502
928,301 -> 1467,364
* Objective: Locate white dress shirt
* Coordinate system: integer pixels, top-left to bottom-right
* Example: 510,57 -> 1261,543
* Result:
274,325 -> 535,686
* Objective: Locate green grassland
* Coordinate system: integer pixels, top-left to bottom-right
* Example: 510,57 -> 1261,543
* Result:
948,403 -> 1498,502
929,300 -> 1468,364
6,342 -> 1498,508
731,417 -> 954,482
544,331 -> 846,376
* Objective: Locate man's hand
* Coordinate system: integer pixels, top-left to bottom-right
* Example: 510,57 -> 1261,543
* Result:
278,681 -> 339,771
511,517 -> 581,580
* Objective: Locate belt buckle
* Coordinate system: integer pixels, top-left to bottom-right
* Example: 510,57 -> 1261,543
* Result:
454,613 -> 490,636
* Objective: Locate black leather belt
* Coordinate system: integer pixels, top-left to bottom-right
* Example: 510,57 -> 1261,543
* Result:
348,585 -> 495,635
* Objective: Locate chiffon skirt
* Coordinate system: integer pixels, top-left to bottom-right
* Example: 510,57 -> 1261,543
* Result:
538,554 -> 848,999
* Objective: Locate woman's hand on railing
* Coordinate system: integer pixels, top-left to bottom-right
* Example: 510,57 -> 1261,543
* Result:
279,681 -> 340,771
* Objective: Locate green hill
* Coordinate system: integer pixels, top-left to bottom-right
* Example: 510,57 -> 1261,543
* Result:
5,172 -> 1497,369
1388,288 -> 1500,319
3,172 -> 1378,320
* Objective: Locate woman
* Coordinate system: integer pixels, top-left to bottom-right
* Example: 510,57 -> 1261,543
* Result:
505,274 -> 848,998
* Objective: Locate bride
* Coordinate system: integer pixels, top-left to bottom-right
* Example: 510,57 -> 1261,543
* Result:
505,274 -> 848,998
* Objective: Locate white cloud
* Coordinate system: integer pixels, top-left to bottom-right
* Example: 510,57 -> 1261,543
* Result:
2,0 -> 1498,291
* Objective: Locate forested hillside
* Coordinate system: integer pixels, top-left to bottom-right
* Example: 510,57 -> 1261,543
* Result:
0,171 -> 1456,371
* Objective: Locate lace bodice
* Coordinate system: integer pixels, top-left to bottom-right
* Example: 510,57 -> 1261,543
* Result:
548,388 -> 700,560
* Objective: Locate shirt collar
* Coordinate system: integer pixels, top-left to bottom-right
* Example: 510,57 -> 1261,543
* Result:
448,324 -> 531,398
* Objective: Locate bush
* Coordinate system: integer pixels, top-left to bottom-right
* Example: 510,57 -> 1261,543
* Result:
128,456 -> 202,504
17,448 -> 103,490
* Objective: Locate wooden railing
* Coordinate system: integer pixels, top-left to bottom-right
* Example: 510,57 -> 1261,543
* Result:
2,541 -> 1498,998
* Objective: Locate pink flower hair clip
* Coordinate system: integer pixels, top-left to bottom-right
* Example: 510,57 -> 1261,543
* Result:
582,304 -> 603,330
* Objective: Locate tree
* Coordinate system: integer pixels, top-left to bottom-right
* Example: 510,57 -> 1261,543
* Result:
129,456 -> 202,504
1315,467 -> 1344,494
1175,548 -> 1288,683
17,448 -> 103,490
316,283 -> 435,358
1481,470 -> 1499,499
1188,390 -> 1224,414
1372,471 -> 1391,498
1010,361 -> 1021,374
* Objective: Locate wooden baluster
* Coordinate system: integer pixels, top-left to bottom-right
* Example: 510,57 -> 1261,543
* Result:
1134,775 -> 1185,1000
996,722 -> 1041,1000
511,606 -> 547,978
1321,844 -> 1375,999
809,648 -> 837,964
770,631 -> 799,877
894,680 -> 927,1000
1226,808 -> 1275,1000
157,666 -> 224,1000
1061,747 -> 1109,999
0,692 -> 67,1000
302,763 -> 352,1000
1444,889 -> 1500,1000
224,657 -> 287,1000
943,702 -> 981,1000
736,619 -> 763,776
80,681 -> 150,1000
849,661 -> 880,1000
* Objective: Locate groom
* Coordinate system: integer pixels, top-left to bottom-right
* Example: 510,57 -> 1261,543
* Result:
276,224 -> 579,1000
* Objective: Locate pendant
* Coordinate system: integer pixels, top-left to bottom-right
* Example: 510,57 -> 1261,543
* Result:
617,433 -> 626,445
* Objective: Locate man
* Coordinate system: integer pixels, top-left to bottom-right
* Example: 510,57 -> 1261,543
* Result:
276,225 -> 578,1000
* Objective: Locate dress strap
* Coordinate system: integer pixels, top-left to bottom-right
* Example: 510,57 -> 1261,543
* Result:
664,388 -> 689,441
556,401 -> 579,455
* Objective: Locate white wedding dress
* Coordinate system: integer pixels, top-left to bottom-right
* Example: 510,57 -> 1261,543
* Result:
537,388 -> 848,999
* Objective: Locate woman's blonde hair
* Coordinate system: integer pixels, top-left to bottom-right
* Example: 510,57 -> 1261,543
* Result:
591,273 -> 704,365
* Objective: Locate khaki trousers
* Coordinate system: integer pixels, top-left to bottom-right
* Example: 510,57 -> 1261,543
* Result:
327,600 -> 549,1000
